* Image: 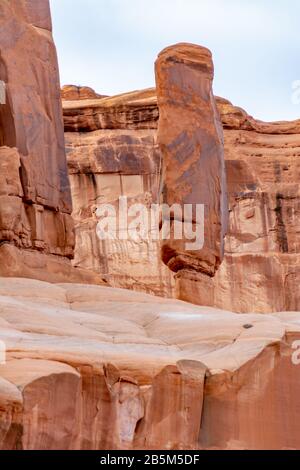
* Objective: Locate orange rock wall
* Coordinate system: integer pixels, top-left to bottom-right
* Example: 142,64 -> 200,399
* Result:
182,100 -> 300,312
0,0 -> 74,263
64,90 -> 300,311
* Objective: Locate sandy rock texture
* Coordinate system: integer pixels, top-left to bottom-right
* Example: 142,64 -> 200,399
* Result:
61,85 -> 107,101
0,1 -> 71,258
0,0 -> 103,285
155,43 -> 228,296
0,278 -> 300,450
64,89 -> 174,297
183,98 -> 300,312
63,87 -> 300,311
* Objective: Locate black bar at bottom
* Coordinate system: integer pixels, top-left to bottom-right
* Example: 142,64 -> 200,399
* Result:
0,450 -> 297,466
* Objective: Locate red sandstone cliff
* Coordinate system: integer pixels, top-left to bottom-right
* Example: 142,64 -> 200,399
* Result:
0,0 -> 300,452
64,89 -> 174,297
0,0 -> 102,285
63,86 -> 300,312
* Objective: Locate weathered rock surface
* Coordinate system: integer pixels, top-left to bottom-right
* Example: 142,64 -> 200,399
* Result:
63,88 -> 158,132
66,128 -> 174,296
61,85 -> 107,101
63,86 -> 300,311
182,99 -> 300,312
64,90 -> 174,297
0,0 -> 70,212
0,1 -> 103,285
0,1 -> 70,259
3,0 -> 299,452
155,43 -> 228,294
0,278 -> 300,450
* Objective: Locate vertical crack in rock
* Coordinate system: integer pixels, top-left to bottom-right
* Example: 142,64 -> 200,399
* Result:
135,360 -> 207,450
275,193 -> 289,253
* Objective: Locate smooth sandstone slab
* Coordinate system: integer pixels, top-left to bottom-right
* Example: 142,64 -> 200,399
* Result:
0,278 -> 300,449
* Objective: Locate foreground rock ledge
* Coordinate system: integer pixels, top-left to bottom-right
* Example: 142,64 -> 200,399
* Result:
0,278 -> 300,450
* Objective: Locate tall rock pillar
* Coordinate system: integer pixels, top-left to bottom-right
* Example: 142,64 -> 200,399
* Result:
0,0 -> 99,284
155,43 -> 228,303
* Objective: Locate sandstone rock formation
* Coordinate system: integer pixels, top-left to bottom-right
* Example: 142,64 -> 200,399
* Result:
182,98 -> 300,312
64,90 -> 174,297
2,0 -> 300,452
61,85 -> 107,101
0,0 -> 71,261
0,0 -> 102,285
63,86 -> 300,311
63,88 -> 158,132
0,277 -> 300,450
155,43 -> 228,297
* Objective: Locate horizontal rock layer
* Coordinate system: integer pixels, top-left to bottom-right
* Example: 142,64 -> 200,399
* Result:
63,88 -> 300,135
63,88 -> 158,132
61,85 -> 107,101
0,278 -> 300,450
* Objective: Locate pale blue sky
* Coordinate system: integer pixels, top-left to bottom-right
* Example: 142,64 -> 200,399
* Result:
50,0 -> 300,121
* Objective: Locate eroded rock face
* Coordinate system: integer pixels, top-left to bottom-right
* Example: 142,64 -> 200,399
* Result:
61,85 -> 107,101
63,86 -> 300,311
63,88 -> 158,132
155,44 -> 228,280
0,0 -> 70,212
0,278 -> 300,450
64,90 -> 174,297
62,45 -> 229,299
0,1 -> 71,261
181,99 -> 300,312
0,0 -> 103,285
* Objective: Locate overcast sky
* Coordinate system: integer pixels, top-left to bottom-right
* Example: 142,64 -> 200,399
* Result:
50,0 -> 300,121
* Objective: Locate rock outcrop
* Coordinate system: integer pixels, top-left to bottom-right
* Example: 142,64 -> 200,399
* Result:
64,90 -> 174,297
183,98 -> 300,312
0,278 -> 300,450
0,0 -> 102,285
63,88 -> 158,132
155,43 -> 228,295
63,87 -> 300,311
61,85 -> 107,101
2,0 -> 300,452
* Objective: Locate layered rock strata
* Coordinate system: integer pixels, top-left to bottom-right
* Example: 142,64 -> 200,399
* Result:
63,86 -> 300,311
63,88 -> 158,132
61,85 -> 107,101
182,99 -> 300,312
64,90 -> 174,297
0,278 -> 300,450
